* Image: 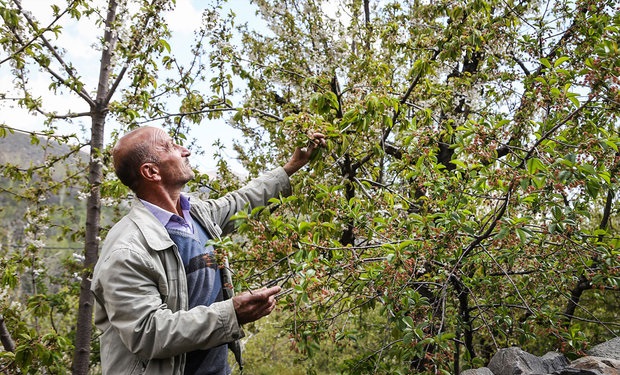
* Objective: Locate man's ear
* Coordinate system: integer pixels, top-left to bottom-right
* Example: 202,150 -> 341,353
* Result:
139,162 -> 161,182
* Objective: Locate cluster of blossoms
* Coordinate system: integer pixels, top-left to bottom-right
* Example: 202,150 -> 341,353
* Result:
76,191 -> 91,201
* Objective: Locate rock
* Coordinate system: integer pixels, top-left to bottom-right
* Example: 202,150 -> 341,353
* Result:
556,368 -> 608,375
542,351 -> 570,373
487,347 -> 547,375
557,356 -> 620,375
461,368 -> 494,375
460,338 -> 620,375
588,338 -> 620,361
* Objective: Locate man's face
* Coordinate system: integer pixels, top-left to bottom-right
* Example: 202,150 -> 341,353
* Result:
148,128 -> 195,188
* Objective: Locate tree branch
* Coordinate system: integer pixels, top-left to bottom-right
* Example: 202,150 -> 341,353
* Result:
0,0 -> 77,65
0,315 -> 15,352
11,0 -> 94,105
518,96 -> 593,169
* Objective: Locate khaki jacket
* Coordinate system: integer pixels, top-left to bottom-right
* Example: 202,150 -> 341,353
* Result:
91,168 -> 291,374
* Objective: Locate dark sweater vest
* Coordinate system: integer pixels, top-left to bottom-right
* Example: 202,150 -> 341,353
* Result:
167,220 -> 229,375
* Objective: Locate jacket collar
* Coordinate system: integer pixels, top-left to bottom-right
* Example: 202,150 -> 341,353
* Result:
127,197 -> 176,251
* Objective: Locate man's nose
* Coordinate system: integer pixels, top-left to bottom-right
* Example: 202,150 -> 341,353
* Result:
177,144 -> 191,156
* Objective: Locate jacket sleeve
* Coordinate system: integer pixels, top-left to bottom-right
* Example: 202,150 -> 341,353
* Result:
93,245 -> 244,360
193,167 -> 292,235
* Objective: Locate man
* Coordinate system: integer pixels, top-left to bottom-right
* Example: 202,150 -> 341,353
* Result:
91,126 -> 325,374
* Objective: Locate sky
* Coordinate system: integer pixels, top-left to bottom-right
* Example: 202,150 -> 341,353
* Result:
1,0 -> 345,175
0,0 -> 259,175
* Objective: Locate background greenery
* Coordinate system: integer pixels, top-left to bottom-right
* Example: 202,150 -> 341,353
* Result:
1,0 -> 619,374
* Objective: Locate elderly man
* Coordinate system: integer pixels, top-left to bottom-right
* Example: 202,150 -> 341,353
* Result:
91,126 -> 325,374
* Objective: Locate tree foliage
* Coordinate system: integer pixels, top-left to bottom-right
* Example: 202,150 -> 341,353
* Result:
207,0 -> 620,373
0,0 -> 619,374
0,0 -> 231,373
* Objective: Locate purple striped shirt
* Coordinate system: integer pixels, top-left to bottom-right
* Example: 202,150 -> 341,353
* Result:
140,194 -> 195,234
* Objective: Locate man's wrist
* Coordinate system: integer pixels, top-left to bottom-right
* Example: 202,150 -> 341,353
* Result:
283,161 -> 302,176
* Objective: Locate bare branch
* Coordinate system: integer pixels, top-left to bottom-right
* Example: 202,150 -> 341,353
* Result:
11,0 -> 94,106
0,0 -> 77,65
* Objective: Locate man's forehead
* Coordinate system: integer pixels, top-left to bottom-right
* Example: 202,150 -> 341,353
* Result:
115,127 -> 172,154
148,128 -> 169,141
127,127 -> 168,143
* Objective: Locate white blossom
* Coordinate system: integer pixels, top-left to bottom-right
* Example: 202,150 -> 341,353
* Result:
27,239 -> 47,249
77,191 -> 91,200
100,197 -> 117,207
32,268 -> 44,278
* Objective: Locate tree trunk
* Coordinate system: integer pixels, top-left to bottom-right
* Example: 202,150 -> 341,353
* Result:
0,315 -> 15,352
71,112 -> 105,374
71,0 -> 118,372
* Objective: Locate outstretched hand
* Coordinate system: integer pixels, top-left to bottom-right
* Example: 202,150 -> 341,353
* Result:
283,132 -> 327,176
232,286 -> 281,325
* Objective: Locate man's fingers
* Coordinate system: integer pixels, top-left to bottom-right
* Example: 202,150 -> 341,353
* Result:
252,287 -> 280,316
259,298 -> 277,318
262,287 -> 281,306
233,286 -> 284,324
306,132 -> 326,148
258,285 -> 282,298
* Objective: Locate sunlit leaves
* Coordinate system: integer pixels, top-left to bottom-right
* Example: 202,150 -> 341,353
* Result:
0,4 -> 20,28
0,0 -> 197,372
224,0 -> 620,373
1,0 -> 619,373
309,91 -> 339,116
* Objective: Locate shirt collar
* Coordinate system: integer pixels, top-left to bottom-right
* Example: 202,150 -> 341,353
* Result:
140,194 -> 194,233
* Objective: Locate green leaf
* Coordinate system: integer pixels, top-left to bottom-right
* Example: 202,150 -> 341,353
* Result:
159,39 -> 171,53
554,56 -> 569,67
451,159 -> 468,170
540,58 -> 552,69
516,228 -> 528,243
604,140 -> 618,152
585,179 -> 600,198
526,157 -> 546,174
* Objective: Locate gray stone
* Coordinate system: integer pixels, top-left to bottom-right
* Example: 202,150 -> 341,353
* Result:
558,356 -> 620,375
488,347 -> 547,375
542,351 -> 570,372
461,367 -> 495,375
588,338 -> 620,361
556,368 -> 607,375
457,339 -> 620,375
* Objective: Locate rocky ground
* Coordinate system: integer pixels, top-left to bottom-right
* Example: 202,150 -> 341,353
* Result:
461,337 -> 620,375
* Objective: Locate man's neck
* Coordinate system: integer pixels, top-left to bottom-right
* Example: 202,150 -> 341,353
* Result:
137,187 -> 183,216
